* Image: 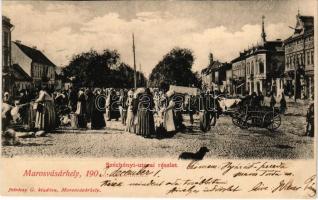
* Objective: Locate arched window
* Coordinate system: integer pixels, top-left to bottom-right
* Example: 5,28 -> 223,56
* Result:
247,63 -> 250,74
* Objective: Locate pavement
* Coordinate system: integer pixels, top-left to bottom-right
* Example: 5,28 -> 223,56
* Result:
2,113 -> 314,159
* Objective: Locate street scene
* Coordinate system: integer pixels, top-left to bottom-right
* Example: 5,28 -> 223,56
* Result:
1,1 -> 315,159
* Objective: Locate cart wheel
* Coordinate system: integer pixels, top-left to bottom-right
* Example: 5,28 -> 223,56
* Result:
265,113 -> 281,132
232,115 -> 240,127
239,115 -> 251,129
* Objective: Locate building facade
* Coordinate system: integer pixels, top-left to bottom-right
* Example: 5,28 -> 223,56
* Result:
2,16 -> 14,95
284,13 -> 314,99
244,43 -> 285,97
11,41 -> 56,89
231,16 -> 285,98
12,64 -> 32,91
231,54 -> 246,96
201,53 -> 231,92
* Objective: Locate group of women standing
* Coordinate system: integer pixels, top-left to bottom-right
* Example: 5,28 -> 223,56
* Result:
124,88 -> 184,138
72,88 -> 108,130
5,84 -> 186,139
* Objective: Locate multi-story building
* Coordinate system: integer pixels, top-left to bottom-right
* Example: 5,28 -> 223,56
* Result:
201,53 -> 231,92
11,41 -> 56,89
231,53 -> 246,96
284,12 -> 314,99
2,16 -> 14,94
12,64 -> 32,91
231,16 -> 285,97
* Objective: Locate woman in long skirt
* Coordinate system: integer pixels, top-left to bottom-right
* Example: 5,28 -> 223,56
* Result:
91,89 -> 106,129
125,90 -> 135,133
136,88 -> 155,138
85,88 -> 94,123
119,89 -> 128,125
163,91 -> 176,133
34,86 -> 56,132
75,89 -> 87,128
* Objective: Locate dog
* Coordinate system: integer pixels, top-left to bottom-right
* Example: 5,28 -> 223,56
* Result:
178,147 -> 210,160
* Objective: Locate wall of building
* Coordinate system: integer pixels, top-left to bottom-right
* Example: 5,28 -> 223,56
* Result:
15,81 -> 32,91
245,53 -> 267,95
11,42 -> 32,76
32,62 -> 55,88
2,24 -> 11,68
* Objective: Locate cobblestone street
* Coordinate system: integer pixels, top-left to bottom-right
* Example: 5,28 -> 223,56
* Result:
2,114 -> 314,159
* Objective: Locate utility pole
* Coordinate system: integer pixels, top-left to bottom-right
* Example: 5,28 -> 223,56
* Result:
294,57 -> 298,102
139,64 -> 142,85
132,33 -> 137,90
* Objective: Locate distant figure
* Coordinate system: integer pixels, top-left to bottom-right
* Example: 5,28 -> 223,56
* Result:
75,89 -> 87,128
179,147 -> 210,160
164,91 -> 176,134
85,88 -> 94,123
257,90 -> 264,106
306,103 -> 314,137
91,89 -> 106,130
270,93 -> 276,108
119,89 -> 128,125
250,92 -> 261,109
106,89 -> 120,121
69,87 -> 78,112
280,93 -> 287,114
125,90 -> 136,133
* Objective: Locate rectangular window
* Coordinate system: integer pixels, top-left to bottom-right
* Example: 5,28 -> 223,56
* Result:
311,51 -> 314,64
307,51 -> 310,65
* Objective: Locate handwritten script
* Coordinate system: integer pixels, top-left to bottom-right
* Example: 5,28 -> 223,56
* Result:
97,161 -> 316,197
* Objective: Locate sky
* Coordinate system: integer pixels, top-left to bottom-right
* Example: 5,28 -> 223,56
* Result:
2,0 -> 316,77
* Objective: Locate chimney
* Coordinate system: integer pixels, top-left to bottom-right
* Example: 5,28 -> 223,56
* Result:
209,53 -> 214,64
15,40 -> 21,44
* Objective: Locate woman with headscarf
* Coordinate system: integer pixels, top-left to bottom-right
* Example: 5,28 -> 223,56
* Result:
119,89 -> 128,125
75,89 -> 87,128
136,88 -> 155,138
125,90 -> 135,133
163,90 -> 176,134
91,88 -> 106,129
106,89 -> 120,121
34,85 -> 56,131
85,88 -> 94,123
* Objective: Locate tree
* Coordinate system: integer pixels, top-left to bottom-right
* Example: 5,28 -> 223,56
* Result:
62,49 -> 146,88
148,47 -> 198,90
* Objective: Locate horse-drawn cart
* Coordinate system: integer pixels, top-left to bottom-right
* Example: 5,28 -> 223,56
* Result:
231,106 -> 281,132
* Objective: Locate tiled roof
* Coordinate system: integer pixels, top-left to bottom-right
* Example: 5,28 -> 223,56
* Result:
13,41 -> 56,67
12,64 -> 33,81
201,61 -> 231,75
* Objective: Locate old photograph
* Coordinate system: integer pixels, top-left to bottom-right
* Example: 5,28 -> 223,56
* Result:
1,0 -> 317,198
2,0 -> 315,160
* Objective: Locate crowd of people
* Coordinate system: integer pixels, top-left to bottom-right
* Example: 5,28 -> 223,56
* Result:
2,85 -> 208,139
1,84 -> 314,141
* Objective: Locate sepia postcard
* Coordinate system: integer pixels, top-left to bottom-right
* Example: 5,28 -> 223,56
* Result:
0,0 -> 317,198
